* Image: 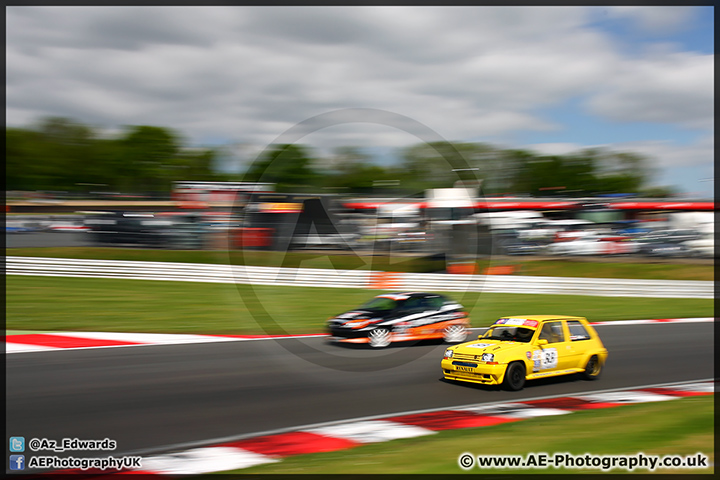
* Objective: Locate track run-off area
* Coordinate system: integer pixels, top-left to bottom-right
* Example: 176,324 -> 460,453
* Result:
6,256 -> 714,474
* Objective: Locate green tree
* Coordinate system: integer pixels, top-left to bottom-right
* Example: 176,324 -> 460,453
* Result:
116,125 -> 181,193
495,148 -> 536,195
399,141 -> 491,193
6,127 -> 43,191
244,144 -> 320,192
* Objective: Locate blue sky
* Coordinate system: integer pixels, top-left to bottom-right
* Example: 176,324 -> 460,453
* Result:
589,6 -> 714,55
6,6 -> 714,197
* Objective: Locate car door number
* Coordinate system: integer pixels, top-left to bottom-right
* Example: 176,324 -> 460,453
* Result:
540,348 -> 558,370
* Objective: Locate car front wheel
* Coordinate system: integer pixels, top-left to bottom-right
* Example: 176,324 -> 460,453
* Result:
503,361 -> 526,391
368,328 -> 392,348
443,324 -> 468,344
581,355 -> 602,380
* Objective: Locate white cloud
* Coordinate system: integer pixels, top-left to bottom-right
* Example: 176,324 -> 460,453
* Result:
523,143 -> 585,156
585,50 -> 713,130
612,135 -> 714,169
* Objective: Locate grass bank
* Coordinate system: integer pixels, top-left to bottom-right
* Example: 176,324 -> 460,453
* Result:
5,275 -> 713,335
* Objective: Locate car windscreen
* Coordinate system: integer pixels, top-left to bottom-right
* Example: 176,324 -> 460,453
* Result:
360,297 -> 398,312
481,326 -> 535,343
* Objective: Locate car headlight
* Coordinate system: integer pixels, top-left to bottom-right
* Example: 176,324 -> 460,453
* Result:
482,353 -> 494,362
444,349 -> 454,359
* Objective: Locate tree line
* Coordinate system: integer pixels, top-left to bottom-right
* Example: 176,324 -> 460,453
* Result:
6,116 -> 674,197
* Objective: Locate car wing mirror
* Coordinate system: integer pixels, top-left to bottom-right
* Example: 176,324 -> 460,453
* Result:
536,339 -> 548,346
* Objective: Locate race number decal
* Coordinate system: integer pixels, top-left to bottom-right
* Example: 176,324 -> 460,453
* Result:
540,348 -> 558,370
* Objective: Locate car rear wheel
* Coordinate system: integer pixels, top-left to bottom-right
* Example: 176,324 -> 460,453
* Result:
582,355 -> 602,380
368,328 -> 391,348
503,361 -> 526,391
443,324 -> 468,344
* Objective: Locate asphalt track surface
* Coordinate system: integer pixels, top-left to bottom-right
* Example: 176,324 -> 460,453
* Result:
6,322 -> 714,457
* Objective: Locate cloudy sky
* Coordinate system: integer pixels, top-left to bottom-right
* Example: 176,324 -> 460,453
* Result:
6,6 -> 714,197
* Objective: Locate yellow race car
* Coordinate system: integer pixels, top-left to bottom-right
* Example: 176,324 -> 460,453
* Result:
442,315 -> 608,391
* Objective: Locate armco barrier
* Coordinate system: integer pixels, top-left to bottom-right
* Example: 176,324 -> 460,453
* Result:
5,256 -> 714,299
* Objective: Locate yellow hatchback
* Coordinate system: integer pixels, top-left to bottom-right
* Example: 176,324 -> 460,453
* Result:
442,315 -> 608,391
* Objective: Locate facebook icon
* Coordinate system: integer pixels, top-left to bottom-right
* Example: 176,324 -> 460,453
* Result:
9,455 -> 25,470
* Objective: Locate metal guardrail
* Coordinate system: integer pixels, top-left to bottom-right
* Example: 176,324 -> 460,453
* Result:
5,256 -> 714,299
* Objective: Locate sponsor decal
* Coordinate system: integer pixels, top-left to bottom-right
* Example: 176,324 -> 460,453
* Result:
441,303 -> 462,311
526,351 -> 532,359
422,313 -> 458,323
494,318 -> 538,327
466,343 -> 494,349
259,202 -> 303,213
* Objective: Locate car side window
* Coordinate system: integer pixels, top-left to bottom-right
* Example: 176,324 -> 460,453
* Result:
567,320 -> 591,341
402,297 -> 424,313
538,321 -> 565,343
427,296 -> 444,310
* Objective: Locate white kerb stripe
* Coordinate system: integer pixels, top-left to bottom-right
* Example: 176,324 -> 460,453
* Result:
43,331 -> 243,344
496,408 -> 573,419
592,320 -> 656,326
663,317 -> 714,323
140,447 -> 277,475
574,391 -> 677,404
458,403 -> 531,416
660,382 -> 715,393
307,420 -> 435,444
5,343 -> 58,354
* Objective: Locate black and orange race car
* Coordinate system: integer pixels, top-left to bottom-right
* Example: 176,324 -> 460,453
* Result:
327,292 -> 471,348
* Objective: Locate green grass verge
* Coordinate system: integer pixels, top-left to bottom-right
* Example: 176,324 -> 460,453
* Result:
211,395 -> 713,475
5,275 -> 713,335
6,246 -> 714,280
506,259 -> 714,281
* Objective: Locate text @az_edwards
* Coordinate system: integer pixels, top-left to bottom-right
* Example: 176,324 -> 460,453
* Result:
28,437 -> 116,453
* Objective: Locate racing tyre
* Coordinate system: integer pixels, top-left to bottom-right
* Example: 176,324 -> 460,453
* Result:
503,361 -> 526,391
582,355 -> 602,380
368,328 -> 392,348
443,324 -> 468,344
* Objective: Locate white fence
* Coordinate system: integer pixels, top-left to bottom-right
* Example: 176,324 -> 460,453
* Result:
5,256 -> 714,299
